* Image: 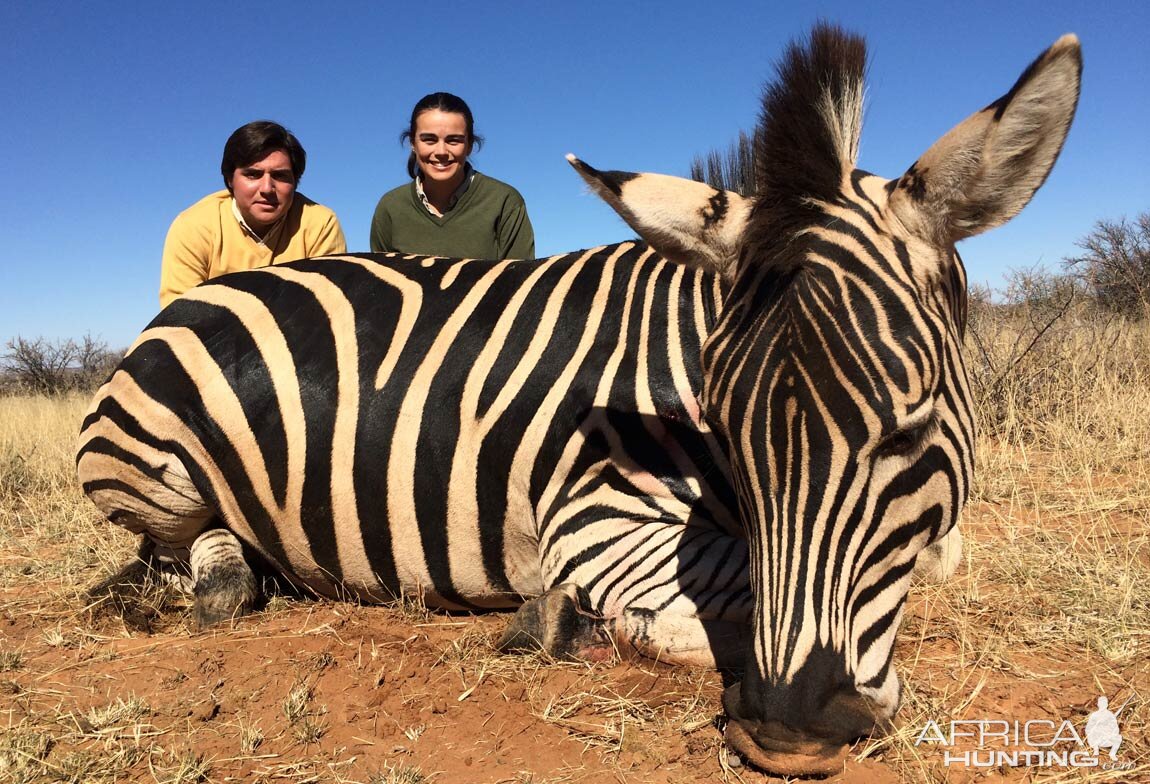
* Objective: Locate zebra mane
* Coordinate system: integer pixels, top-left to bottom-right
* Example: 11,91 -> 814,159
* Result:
755,22 -> 866,203
735,23 -> 867,280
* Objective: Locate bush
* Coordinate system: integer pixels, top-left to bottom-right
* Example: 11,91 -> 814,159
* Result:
689,130 -> 758,197
1,334 -> 122,395
1064,211 -> 1150,318
966,265 -> 1150,441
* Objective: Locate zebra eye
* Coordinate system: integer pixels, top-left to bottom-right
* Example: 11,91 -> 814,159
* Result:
876,417 -> 934,459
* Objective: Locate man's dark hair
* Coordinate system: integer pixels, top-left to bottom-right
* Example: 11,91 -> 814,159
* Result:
400,92 -> 484,179
221,121 -> 306,191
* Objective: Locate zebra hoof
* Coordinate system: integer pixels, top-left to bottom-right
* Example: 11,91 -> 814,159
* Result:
498,583 -> 613,660
192,562 -> 258,629
189,527 -> 260,629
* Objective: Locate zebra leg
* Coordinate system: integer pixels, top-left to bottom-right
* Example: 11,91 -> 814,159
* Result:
86,536 -> 167,607
615,610 -> 749,668
86,536 -> 195,627
513,521 -> 753,667
913,524 -> 963,583
78,438 -> 262,626
498,584 -> 750,668
190,527 -> 258,629
79,441 -> 213,594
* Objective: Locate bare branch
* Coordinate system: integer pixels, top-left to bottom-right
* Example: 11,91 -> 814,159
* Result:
1064,211 -> 1150,316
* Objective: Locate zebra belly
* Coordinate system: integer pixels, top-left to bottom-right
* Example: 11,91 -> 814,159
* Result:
225,458 -> 546,612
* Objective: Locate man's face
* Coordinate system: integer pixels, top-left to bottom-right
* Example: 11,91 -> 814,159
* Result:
229,148 -> 296,232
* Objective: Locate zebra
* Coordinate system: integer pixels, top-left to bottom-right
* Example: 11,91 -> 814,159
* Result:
76,25 -> 1080,777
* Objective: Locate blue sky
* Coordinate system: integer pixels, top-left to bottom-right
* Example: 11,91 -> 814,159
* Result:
2,1 -> 1147,349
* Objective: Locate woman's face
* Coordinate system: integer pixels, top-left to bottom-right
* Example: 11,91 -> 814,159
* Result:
413,109 -> 471,187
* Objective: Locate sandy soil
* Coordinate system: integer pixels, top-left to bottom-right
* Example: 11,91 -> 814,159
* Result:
1,507 -> 1145,783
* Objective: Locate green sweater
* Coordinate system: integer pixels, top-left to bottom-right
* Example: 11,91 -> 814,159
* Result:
369,172 -> 535,260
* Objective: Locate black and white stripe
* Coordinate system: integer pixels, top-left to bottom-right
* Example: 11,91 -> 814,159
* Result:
79,245 -> 745,617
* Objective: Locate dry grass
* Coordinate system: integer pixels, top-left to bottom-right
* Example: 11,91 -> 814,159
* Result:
0,394 -> 138,588
871,309 -> 1150,781
1,309 -> 1148,782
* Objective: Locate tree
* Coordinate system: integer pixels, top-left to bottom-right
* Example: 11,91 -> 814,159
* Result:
75,334 -> 121,381
2,336 -> 76,393
689,130 -> 758,197
1064,212 -> 1150,317
1,334 -> 121,394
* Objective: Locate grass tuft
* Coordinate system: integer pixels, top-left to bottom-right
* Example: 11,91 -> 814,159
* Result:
369,763 -> 430,784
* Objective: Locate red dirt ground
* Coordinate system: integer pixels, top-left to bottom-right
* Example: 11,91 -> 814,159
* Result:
1,511 -> 1145,784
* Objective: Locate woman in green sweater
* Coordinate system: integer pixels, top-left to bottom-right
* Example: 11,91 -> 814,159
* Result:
370,92 -> 535,260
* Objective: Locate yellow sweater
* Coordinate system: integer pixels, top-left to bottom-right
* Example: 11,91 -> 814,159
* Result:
159,190 -> 346,308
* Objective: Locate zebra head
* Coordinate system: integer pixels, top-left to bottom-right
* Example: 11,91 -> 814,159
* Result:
571,24 -> 1080,775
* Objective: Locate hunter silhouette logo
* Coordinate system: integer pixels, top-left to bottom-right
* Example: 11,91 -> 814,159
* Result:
1085,695 -> 1127,761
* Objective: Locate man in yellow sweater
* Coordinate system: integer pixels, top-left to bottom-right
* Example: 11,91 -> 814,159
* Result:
159,121 -> 346,308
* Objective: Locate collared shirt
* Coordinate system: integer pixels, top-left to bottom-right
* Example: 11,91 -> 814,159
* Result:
414,163 -> 476,217
231,197 -> 287,246
160,190 -> 346,308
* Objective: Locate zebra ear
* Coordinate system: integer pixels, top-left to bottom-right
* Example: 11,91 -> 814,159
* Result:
889,34 -> 1081,243
567,154 -> 750,279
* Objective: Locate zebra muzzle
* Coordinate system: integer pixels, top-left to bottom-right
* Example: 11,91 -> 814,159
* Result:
721,682 -> 856,777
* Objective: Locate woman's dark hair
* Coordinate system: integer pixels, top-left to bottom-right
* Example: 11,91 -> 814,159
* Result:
400,92 -> 484,179
221,121 -> 306,191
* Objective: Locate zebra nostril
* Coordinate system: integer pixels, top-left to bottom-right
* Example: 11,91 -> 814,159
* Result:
723,682 -> 850,775
722,679 -> 885,775
724,716 -> 850,777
